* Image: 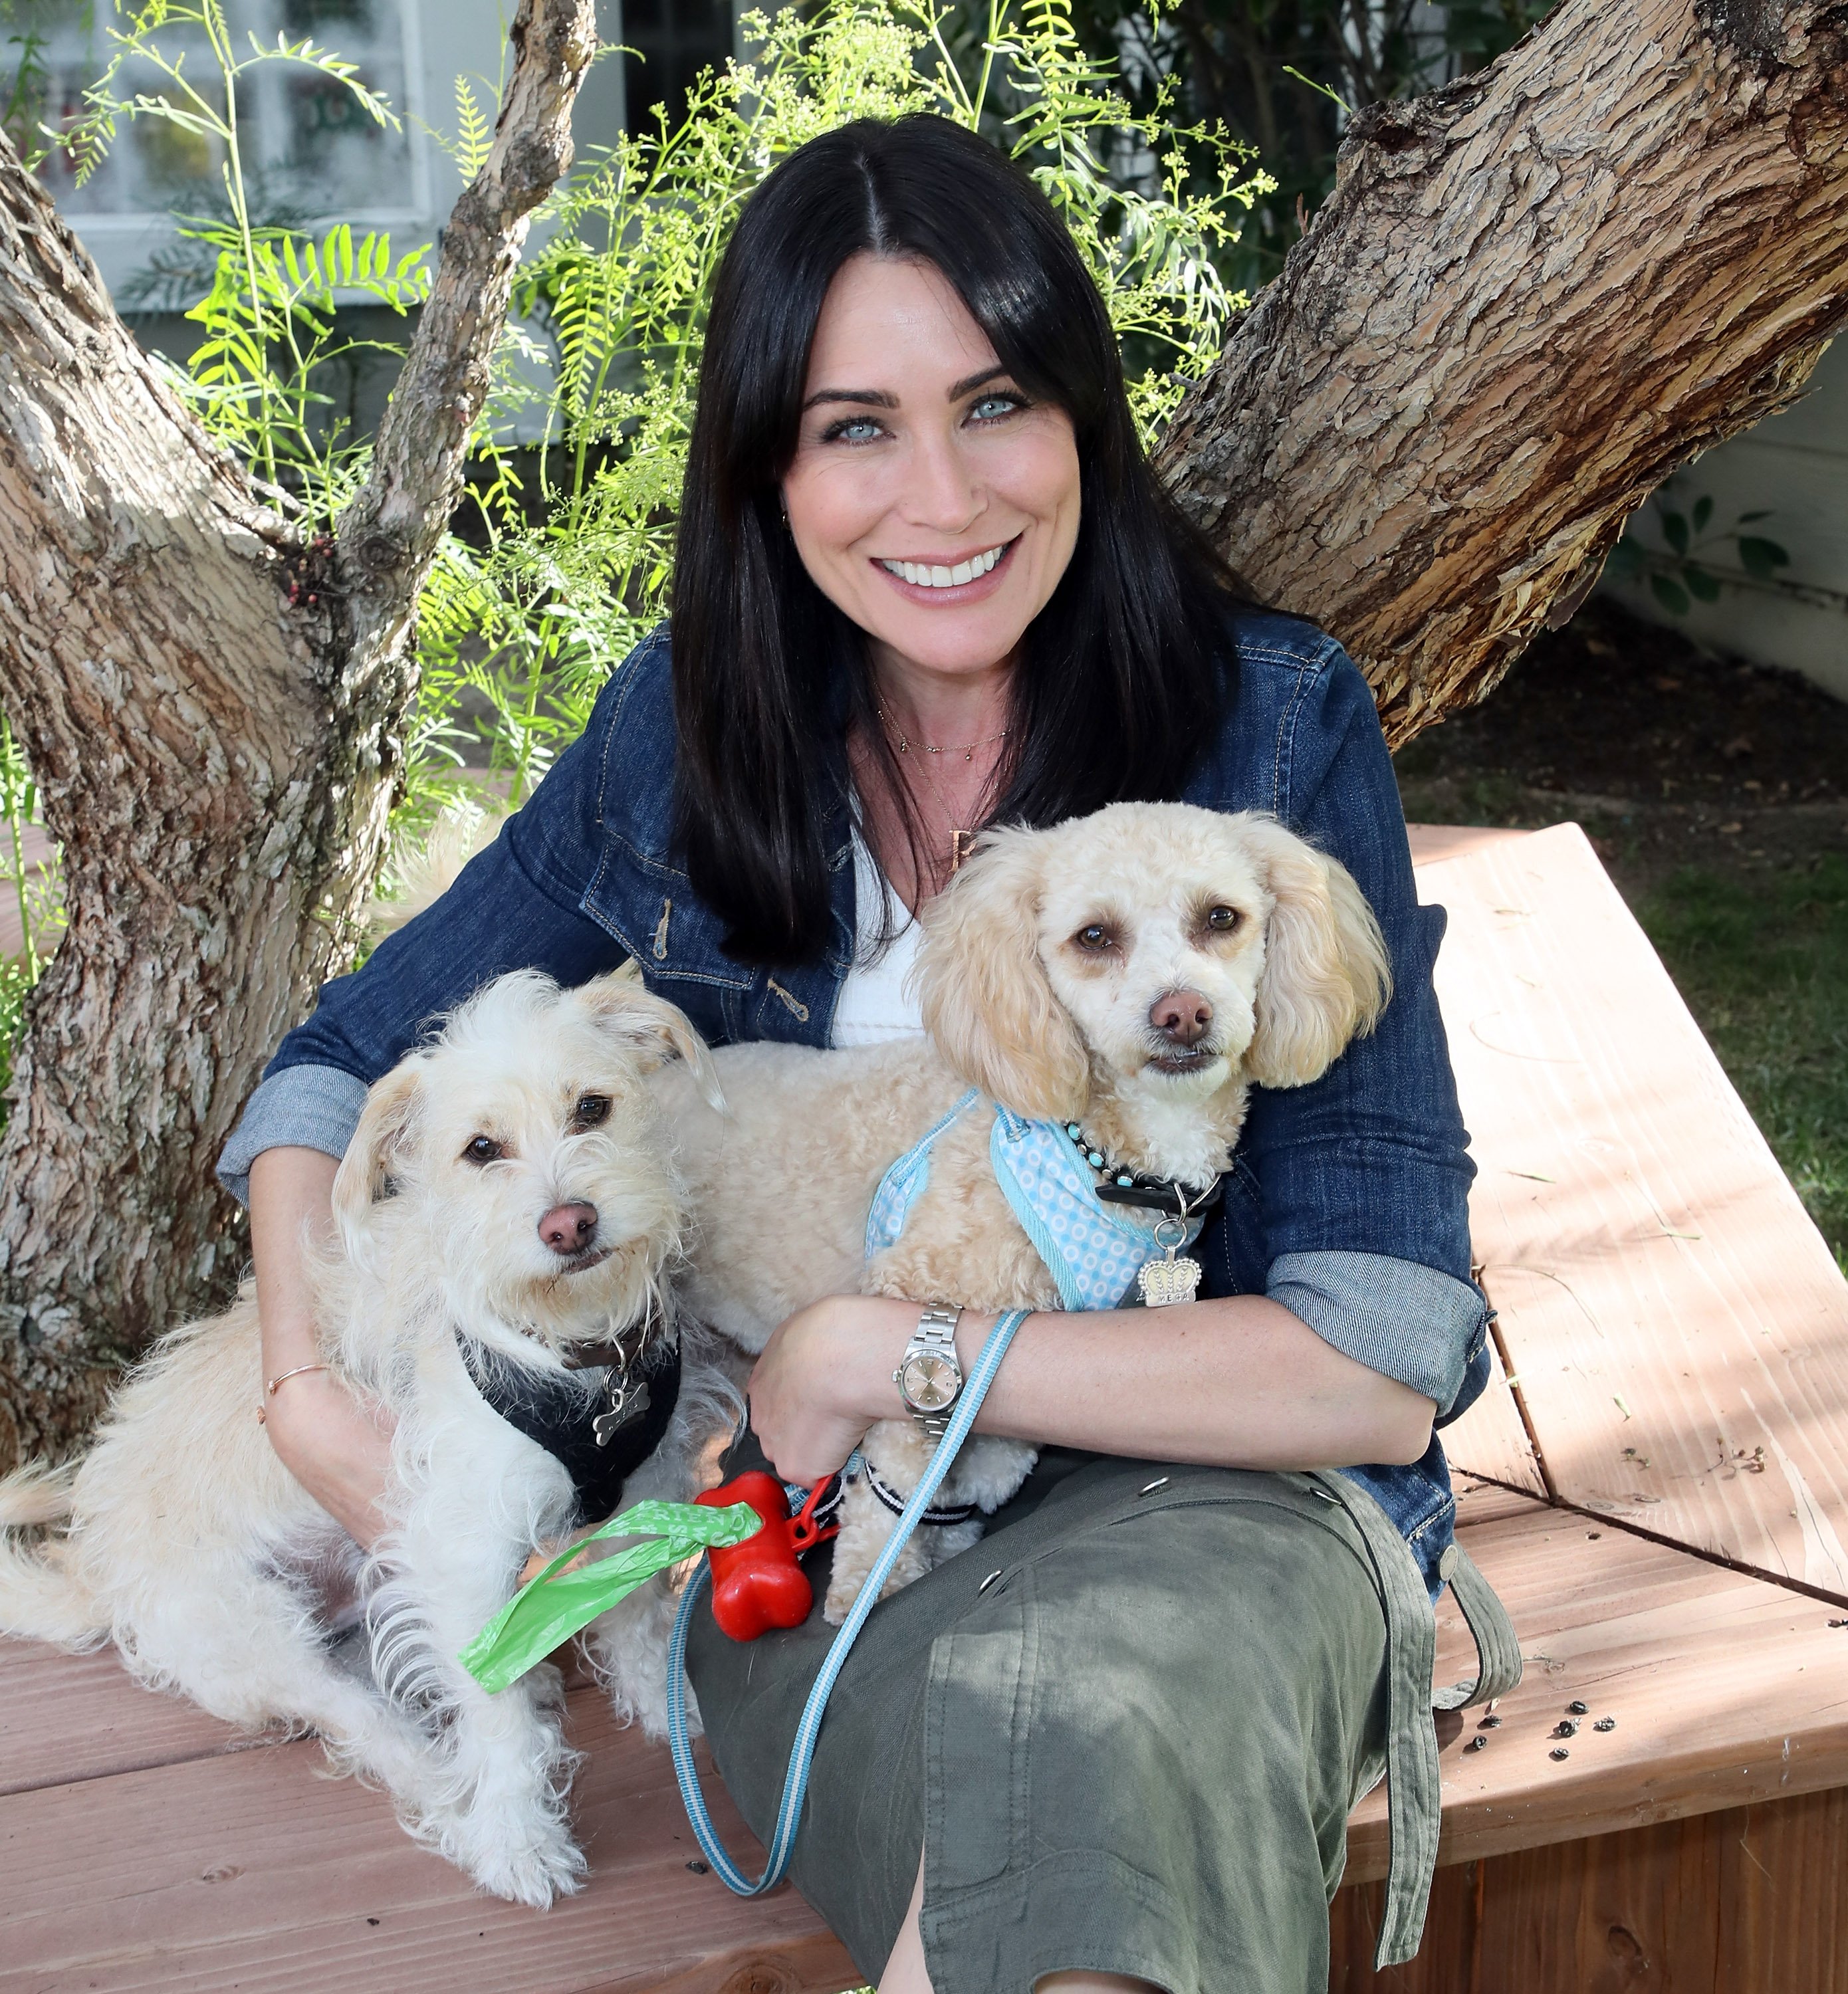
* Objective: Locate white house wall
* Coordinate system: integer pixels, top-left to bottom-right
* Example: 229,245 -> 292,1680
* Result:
1608,338 -> 1848,705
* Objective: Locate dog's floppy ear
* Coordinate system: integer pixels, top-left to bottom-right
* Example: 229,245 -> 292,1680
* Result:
915,825 -> 1090,1120
574,972 -> 727,1112
331,1060 -> 425,1246
1240,818 -> 1392,1089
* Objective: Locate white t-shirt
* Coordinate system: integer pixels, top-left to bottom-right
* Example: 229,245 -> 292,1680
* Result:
830,826 -> 928,1049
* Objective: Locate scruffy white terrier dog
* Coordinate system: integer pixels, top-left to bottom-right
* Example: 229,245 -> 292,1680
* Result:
655,802 -> 1391,1620
0,970 -> 725,1907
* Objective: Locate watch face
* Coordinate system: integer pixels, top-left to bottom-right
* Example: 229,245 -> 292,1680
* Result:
901,1351 -> 959,1411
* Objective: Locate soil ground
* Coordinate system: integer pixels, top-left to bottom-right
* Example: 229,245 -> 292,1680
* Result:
1394,595 -> 1848,1267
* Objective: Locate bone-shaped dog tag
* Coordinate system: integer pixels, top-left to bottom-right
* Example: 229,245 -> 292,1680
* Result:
592,1379 -> 649,1448
1138,1252 -> 1202,1307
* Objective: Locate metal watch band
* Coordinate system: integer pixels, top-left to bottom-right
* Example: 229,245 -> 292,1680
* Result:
897,1303 -> 963,1443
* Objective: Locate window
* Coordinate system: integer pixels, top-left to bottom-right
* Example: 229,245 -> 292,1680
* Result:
8,0 -> 429,294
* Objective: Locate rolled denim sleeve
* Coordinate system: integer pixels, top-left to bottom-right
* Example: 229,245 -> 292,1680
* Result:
215,1063 -> 370,1205
1198,637 -> 1487,1411
1266,1250 -> 1483,1416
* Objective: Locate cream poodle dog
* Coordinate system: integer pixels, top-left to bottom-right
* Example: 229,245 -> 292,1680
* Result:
655,801 -> 1391,1620
0,970 -> 727,1906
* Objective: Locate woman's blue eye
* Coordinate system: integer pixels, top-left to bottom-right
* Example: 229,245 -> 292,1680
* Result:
969,393 -> 1022,423
824,416 -> 885,445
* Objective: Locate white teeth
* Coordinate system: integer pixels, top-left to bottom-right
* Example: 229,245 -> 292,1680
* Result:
880,543 -> 1008,588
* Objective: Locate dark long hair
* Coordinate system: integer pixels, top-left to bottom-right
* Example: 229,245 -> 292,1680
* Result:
672,114 -> 1246,966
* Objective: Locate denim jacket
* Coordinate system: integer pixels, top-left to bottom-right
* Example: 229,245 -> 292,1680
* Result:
221,611 -> 1491,1593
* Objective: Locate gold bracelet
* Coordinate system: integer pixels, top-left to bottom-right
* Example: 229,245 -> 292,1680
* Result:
256,1362 -> 329,1426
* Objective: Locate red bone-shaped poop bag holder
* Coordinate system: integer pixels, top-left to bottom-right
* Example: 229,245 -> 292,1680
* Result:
695,1470 -> 839,1642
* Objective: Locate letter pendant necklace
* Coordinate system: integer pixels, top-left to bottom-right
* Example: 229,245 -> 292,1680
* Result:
879,705 -> 1009,873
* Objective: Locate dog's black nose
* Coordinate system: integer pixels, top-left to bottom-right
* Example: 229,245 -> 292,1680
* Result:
538,1202 -> 600,1256
1149,989 -> 1213,1047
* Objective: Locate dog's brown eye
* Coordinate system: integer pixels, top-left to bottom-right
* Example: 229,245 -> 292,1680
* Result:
1206,905 -> 1241,933
1074,923 -> 1112,952
572,1093 -> 611,1129
462,1135 -> 503,1166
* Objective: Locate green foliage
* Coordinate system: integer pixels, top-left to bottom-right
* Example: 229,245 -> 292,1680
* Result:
177,217 -> 429,502
1638,857 -> 1848,1272
1607,485 -> 1791,620
0,26 -> 49,160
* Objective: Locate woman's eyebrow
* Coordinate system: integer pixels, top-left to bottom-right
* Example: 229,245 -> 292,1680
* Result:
947,364 -> 1010,399
800,366 -> 1012,414
801,386 -> 899,412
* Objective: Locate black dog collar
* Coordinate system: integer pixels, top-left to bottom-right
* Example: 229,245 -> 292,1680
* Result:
457,1325 -> 681,1528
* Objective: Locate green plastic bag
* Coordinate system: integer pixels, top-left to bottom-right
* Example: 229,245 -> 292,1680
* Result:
459,1499 -> 762,1694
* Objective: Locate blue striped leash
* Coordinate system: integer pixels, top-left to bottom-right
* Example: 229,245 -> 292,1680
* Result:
666,1307 -> 1030,1894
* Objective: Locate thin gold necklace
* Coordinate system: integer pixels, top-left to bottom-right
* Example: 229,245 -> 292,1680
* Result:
877,705 -> 1011,763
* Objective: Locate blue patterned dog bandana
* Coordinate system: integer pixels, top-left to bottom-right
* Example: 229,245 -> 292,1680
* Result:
865,1093 -> 1201,1311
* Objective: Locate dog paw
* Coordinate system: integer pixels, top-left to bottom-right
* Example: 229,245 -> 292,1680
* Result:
467,1828 -> 587,1909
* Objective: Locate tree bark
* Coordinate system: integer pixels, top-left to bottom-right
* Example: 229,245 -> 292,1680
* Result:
0,0 -> 596,1471
1159,0 -> 1848,744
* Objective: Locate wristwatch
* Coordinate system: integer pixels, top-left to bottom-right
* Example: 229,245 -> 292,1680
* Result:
893,1304 -> 964,1444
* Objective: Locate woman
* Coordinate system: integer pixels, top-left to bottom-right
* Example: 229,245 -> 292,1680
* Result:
222,116 -> 1500,1992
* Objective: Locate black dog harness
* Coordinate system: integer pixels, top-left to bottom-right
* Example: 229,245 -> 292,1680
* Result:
457,1323 -> 681,1527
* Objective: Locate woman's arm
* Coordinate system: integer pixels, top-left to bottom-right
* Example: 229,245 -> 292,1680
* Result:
745,1293 -> 1436,1490
249,1147 -> 395,1547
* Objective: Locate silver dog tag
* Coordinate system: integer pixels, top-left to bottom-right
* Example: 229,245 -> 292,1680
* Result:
1139,1211 -> 1202,1307
1139,1252 -> 1201,1307
592,1379 -> 649,1448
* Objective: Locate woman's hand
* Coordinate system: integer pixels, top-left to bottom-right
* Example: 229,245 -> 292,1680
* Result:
747,1293 -> 914,1488
249,1145 -> 396,1549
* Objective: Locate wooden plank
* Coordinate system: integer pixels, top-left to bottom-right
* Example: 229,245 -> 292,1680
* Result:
0,1681 -> 860,1994
1343,1501 -> 1848,1886
0,1638 -> 282,1797
1405,824 -> 1533,867
1330,1785 -> 1848,1993
1413,821 -> 1848,1597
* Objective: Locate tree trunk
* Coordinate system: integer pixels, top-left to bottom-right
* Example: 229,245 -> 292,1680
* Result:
1159,0 -> 1848,745
0,0 -> 596,1472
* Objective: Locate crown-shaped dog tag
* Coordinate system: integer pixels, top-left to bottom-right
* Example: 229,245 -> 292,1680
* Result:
1138,1211 -> 1202,1307
1138,1250 -> 1201,1308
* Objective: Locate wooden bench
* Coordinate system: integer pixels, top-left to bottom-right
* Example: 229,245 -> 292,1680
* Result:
5,823 -> 1846,1993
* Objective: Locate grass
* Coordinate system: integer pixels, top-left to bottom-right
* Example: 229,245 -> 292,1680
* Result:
1633,853 -> 1848,1272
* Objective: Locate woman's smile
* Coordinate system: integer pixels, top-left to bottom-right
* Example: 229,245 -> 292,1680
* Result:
875,535 -> 1016,600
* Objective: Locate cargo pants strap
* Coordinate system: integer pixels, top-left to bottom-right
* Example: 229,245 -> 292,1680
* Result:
1431,1541 -> 1523,1712
1308,1472 -> 1518,1971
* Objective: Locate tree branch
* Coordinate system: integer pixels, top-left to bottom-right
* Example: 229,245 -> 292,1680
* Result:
1159,0 -> 1848,742
336,0 -> 598,659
